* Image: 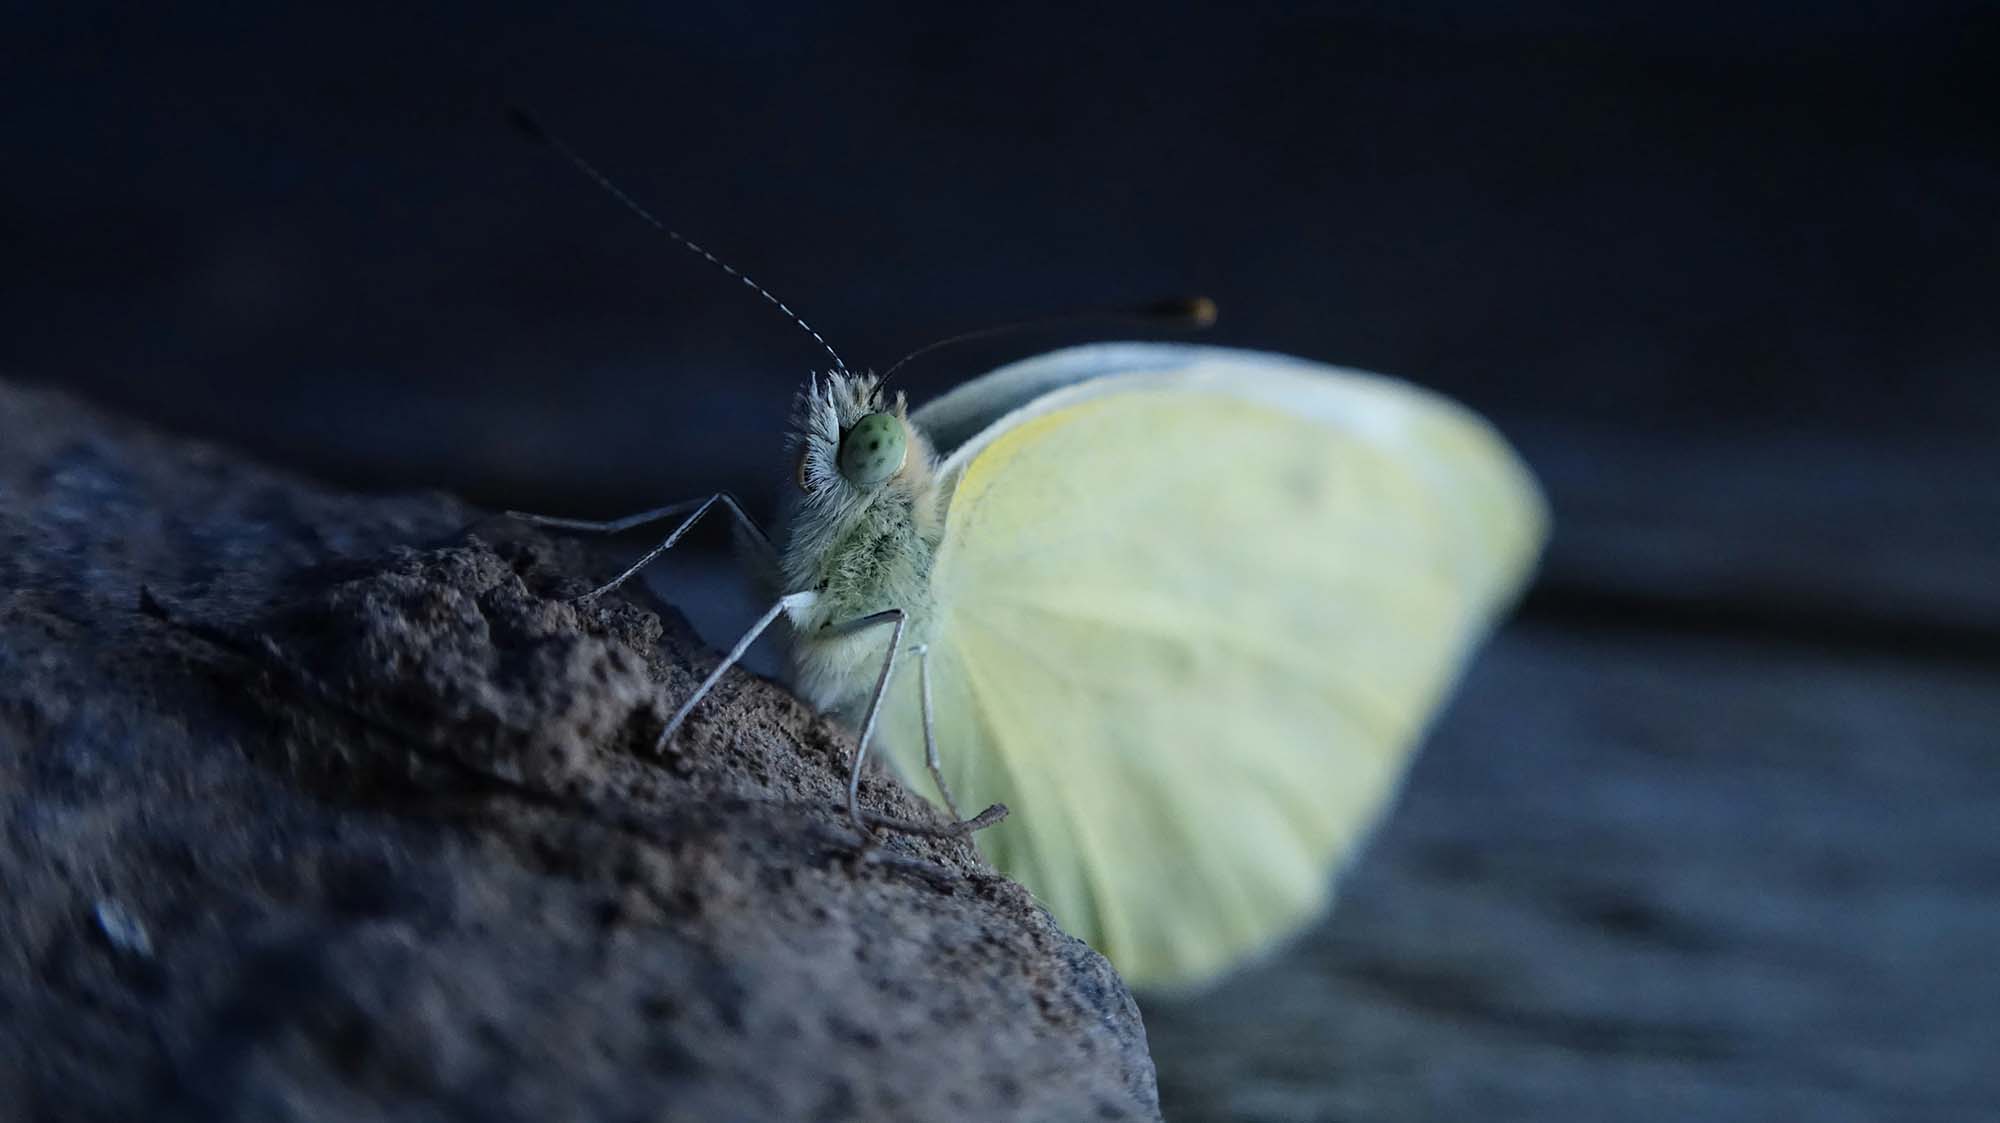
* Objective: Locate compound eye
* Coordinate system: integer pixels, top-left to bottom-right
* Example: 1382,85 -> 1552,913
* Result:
837,413 -> 908,485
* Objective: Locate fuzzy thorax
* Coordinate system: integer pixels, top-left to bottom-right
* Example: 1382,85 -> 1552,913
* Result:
779,371 -> 945,718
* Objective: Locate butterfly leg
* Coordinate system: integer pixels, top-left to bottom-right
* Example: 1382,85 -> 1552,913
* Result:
825,609 -> 908,837
819,616 -> 1005,841
913,643 -> 964,822
655,589 -> 819,753
507,492 -> 775,602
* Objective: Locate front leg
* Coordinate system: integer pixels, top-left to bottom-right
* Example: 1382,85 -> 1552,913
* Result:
508,492 -> 775,602
655,589 -> 820,753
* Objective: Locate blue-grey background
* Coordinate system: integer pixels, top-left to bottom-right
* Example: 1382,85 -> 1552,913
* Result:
6,4 -> 1996,1119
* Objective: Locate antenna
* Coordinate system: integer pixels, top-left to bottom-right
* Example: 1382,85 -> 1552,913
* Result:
507,107 -> 850,376
878,296 -> 1217,384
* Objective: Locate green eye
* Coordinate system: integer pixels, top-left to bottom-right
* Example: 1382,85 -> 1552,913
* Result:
838,412 -> 908,485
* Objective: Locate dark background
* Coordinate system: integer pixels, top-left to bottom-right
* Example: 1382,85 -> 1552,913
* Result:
6,4 -> 1997,1119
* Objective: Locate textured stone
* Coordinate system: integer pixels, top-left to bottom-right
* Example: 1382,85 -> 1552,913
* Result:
0,383 -> 1158,1123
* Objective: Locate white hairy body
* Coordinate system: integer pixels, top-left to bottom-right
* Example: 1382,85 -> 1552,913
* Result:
777,373 -> 943,724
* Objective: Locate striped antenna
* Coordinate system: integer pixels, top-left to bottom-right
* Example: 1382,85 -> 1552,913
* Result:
508,108 -> 850,376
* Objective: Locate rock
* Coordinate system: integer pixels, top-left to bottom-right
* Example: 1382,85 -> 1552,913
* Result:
0,382 -> 1158,1122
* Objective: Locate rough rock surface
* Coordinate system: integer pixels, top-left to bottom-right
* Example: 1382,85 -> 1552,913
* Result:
0,382 -> 1158,1122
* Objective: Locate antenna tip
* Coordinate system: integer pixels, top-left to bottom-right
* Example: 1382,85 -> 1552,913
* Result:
1141,295 -> 1219,329
505,106 -> 550,145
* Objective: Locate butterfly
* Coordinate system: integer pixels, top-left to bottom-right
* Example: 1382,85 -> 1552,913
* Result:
521,341 -> 1545,989
508,113 -> 1548,988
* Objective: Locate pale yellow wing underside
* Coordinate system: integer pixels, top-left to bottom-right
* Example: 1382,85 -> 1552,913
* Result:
879,346 -> 1548,988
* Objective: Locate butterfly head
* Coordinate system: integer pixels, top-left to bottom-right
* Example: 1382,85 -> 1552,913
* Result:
789,371 -> 931,503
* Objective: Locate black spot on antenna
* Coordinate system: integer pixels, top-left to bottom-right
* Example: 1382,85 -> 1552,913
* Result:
505,106 -> 549,145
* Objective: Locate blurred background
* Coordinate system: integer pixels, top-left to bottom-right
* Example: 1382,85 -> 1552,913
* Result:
6,3 -> 1996,1118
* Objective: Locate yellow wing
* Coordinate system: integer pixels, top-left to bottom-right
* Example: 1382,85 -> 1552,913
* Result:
879,345 -> 1548,989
